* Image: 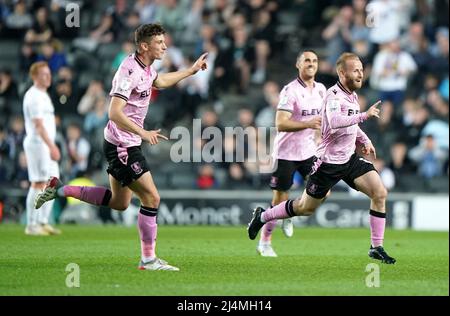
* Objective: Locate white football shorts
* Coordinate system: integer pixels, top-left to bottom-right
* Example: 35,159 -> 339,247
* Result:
23,138 -> 60,182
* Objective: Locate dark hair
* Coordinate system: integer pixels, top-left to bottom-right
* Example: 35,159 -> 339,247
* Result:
297,50 -> 318,61
134,23 -> 166,46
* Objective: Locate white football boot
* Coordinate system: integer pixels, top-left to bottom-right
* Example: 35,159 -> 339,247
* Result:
138,258 -> 180,271
256,243 -> 278,257
281,218 -> 294,238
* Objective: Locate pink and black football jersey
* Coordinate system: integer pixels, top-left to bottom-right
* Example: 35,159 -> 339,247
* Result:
104,53 -> 158,147
273,77 -> 326,161
316,81 -> 371,164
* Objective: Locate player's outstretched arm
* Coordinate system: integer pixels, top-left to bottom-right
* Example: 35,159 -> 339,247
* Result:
327,100 -> 381,129
153,53 -> 208,89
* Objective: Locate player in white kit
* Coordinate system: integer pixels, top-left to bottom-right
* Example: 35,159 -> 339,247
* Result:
23,61 -> 61,236
256,51 -> 325,257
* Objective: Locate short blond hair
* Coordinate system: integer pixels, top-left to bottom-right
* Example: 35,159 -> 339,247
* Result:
29,61 -> 49,79
336,53 -> 361,72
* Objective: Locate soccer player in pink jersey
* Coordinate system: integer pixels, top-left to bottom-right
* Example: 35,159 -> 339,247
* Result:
35,24 -> 208,271
257,51 -> 325,257
248,52 -> 396,264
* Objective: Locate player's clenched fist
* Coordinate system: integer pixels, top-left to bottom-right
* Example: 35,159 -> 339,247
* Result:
308,116 -> 322,130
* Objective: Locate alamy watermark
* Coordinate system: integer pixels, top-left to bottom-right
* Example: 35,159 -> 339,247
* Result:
365,3 -> 381,28
365,263 -> 380,288
169,119 -> 278,173
65,263 -> 80,288
65,2 -> 80,28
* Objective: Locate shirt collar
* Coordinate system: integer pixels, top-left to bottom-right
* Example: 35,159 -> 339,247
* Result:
337,81 -> 353,96
134,52 -> 147,70
297,77 -> 315,88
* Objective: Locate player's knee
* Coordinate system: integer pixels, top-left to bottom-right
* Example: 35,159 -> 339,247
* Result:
141,192 -> 160,208
150,192 -> 160,207
111,200 -> 129,211
372,186 -> 387,203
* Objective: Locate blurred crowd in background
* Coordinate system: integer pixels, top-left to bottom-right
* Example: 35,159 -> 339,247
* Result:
0,0 -> 448,219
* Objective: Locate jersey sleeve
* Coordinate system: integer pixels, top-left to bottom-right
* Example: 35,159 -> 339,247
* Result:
277,85 -> 295,113
325,97 -> 368,129
356,126 -> 371,145
109,63 -> 136,101
24,92 -> 44,119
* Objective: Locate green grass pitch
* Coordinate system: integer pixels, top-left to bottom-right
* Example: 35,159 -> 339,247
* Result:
0,225 -> 448,295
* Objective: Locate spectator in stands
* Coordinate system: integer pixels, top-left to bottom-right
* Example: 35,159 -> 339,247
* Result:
439,76 -> 449,101
426,89 -> 449,120
111,40 -> 134,71
153,0 -> 190,42
225,162 -> 253,189
13,150 -> 29,189
0,1 -> 11,30
0,126 -> 14,186
134,0 -> 157,24
24,6 -> 54,44
179,53 -> 213,120
51,77 -> 80,117
182,0 -> 204,46
235,108 -> 257,163
322,6 -> 352,66
49,0 -> 81,38
19,42 -> 37,75
364,100 -> 399,160
196,164 -> 217,189
371,39 -> 417,106
121,11 -> 141,42
421,119 -> 449,150
429,27 -> 449,79
195,23 -> 217,58
83,94 -> 108,136
4,0 -> 32,36
402,105 -> 430,148
207,0 -> 236,35
0,68 -> 20,117
73,9 -> 120,52
251,8 -> 275,84
56,66 -> 74,83
36,40 -> 68,74
0,157 -> 8,184
6,115 -> 25,161
77,79 -> 106,115
350,11 -> 371,63
366,0 -> 403,45
255,80 -> 279,128
400,21 -> 426,55
65,123 -> 91,179
210,40 -> 234,94
200,108 -> 223,137
389,141 -> 414,177
409,134 -> 448,179
229,26 -> 254,94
